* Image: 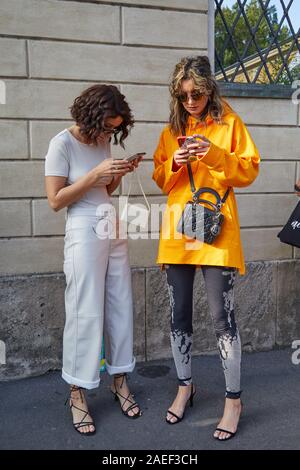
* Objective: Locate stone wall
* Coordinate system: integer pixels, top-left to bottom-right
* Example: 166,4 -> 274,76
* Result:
0,0 -> 300,380
1,260 -> 300,380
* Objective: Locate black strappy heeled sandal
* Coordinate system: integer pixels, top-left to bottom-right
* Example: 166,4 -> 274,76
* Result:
65,385 -> 96,436
111,373 -> 142,419
166,385 -> 196,425
213,400 -> 243,441
214,427 -> 236,440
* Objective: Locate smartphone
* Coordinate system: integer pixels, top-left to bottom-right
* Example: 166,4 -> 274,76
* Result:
126,152 -> 146,162
177,136 -> 198,161
177,136 -> 188,148
295,183 -> 300,192
177,136 -> 199,148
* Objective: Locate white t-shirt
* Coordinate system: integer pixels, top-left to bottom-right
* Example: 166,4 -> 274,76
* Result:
45,129 -> 112,216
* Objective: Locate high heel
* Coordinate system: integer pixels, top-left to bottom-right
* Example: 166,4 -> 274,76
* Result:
213,399 -> 243,441
65,385 -> 96,436
166,385 -> 196,425
189,388 -> 196,408
111,373 -> 142,419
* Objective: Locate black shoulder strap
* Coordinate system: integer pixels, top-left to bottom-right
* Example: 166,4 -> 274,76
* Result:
182,129 -> 196,194
221,187 -> 231,204
187,160 -> 196,193
182,128 -> 231,205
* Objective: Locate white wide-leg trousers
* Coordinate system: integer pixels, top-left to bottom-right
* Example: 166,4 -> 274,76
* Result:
62,214 -> 135,390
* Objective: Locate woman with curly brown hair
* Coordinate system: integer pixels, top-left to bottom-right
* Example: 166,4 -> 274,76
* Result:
45,84 -> 143,436
152,56 -> 260,440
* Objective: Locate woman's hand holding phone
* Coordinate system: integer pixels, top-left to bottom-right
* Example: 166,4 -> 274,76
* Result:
176,134 -> 211,163
126,152 -> 145,171
187,135 -> 211,158
173,148 -> 190,167
93,158 -> 132,180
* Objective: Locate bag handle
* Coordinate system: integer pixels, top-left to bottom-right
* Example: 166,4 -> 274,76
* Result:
182,129 -> 231,206
194,187 -> 222,207
195,198 -> 220,212
126,168 -> 151,212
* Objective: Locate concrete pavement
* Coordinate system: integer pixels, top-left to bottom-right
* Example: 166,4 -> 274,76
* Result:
0,348 -> 299,450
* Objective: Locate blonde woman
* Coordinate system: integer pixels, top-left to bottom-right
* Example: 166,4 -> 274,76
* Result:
152,56 -> 260,441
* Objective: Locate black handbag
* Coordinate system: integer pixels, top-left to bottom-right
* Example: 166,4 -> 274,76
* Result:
277,200 -> 300,248
176,159 -> 231,244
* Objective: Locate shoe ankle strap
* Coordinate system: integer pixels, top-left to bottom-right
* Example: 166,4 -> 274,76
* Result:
69,385 -> 85,402
114,373 -> 128,388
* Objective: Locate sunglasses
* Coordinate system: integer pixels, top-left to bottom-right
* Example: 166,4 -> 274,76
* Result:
101,125 -> 121,135
176,91 -> 204,103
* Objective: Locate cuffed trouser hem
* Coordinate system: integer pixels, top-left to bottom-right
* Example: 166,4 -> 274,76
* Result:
178,377 -> 193,386
105,357 -> 136,376
225,389 -> 242,399
62,369 -> 100,390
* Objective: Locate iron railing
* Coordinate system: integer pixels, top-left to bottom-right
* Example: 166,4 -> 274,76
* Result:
215,0 -> 300,86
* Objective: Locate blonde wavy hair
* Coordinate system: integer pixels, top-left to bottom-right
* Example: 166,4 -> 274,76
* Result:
169,56 -> 229,135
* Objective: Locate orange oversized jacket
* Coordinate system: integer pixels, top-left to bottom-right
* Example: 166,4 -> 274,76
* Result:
152,103 -> 260,275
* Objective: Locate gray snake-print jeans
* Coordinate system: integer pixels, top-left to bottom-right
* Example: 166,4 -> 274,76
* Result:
165,264 -> 242,399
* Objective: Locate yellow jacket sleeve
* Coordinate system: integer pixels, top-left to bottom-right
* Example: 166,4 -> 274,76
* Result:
152,130 -> 184,195
198,115 -> 260,188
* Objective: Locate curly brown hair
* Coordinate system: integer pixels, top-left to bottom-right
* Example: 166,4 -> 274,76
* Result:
169,56 -> 230,136
70,84 -> 134,148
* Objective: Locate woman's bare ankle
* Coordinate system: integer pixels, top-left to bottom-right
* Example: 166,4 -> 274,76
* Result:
70,385 -> 85,401
177,384 -> 193,395
225,397 -> 242,407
